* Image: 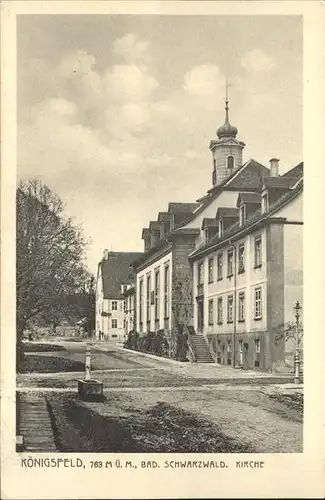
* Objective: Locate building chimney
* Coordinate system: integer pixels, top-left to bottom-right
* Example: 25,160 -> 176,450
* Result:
103,249 -> 109,260
270,158 -> 280,177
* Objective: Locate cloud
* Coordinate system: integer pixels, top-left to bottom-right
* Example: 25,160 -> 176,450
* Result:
103,64 -> 158,104
183,64 -> 224,98
18,34 -> 299,274
184,150 -> 201,160
112,33 -> 149,63
241,49 -> 275,72
105,101 -> 152,137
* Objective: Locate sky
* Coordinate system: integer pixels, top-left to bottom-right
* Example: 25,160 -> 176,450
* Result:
17,15 -> 302,274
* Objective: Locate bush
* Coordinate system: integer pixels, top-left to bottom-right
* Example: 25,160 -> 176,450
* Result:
124,330 -> 139,351
124,327 -> 188,361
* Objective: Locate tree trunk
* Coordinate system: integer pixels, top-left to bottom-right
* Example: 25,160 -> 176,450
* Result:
16,314 -> 26,372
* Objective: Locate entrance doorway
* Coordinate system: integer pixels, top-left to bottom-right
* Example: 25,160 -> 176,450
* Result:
243,342 -> 249,370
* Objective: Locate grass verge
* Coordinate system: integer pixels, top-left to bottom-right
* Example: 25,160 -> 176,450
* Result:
46,394 -> 254,453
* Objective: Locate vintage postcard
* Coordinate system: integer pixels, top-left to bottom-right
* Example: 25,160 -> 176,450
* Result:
1,1 -> 325,498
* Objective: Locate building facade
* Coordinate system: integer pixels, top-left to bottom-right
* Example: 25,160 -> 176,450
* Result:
129,97 -> 303,370
134,218 -> 200,335
133,100 -> 273,341
95,250 -> 142,342
189,161 -> 303,370
124,285 -> 136,337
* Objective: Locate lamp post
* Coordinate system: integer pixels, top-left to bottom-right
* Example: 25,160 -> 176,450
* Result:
293,301 -> 302,385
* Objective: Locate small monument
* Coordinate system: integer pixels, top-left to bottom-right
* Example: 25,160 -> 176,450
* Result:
78,344 -> 104,401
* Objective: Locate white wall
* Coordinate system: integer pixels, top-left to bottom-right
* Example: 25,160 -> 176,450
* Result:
95,266 -> 126,342
125,294 -> 135,335
283,224 -> 303,326
184,190 -> 239,237
136,250 -> 173,333
276,193 -> 303,220
193,227 -> 267,334
276,193 -> 303,324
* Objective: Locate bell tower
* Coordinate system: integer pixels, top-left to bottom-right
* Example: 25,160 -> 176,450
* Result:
210,81 -> 245,187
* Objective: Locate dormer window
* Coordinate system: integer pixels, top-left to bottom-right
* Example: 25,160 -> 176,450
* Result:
219,219 -> 224,237
239,204 -> 246,226
227,155 -> 234,170
204,228 -> 210,243
261,193 -> 268,214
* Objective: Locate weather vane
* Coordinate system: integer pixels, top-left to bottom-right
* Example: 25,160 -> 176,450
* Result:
224,76 -> 232,103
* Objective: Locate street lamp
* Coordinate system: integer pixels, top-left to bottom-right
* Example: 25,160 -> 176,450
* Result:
293,301 -> 302,384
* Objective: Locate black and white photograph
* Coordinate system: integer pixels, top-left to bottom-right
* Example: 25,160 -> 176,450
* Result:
1,2 -> 325,499
15,12 -> 304,454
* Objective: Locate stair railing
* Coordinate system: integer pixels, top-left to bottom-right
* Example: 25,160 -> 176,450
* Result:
203,332 -> 217,363
187,336 -> 196,363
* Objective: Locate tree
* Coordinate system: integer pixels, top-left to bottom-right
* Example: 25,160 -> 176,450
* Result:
16,180 -> 90,349
171,278 -> 193,360
275,321 -> 304,345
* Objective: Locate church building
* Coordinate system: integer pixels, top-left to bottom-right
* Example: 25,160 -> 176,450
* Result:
129,90 -> 303,370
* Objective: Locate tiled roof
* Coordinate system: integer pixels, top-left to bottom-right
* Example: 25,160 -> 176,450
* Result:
168,202 -> 199,214
166,227 -> 200,241
190,180 -> 303,260
282,161 -> 303,179
236,192 -> 261,207
132,239 -> 171,268
141,228 -> 150,239
123,284 -> 135,297
201,218 -> 218,230
226,159 -> 270,189
216,207 -> 239,220
157,212 -> 170,222
99,252 -> 142,299
174,211 -> 196,226
149,221 -> 161,231
262,176 -> 297,190
192,158 -> 269,216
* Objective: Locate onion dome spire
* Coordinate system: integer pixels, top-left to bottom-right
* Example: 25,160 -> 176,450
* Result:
217,79 -> 238,139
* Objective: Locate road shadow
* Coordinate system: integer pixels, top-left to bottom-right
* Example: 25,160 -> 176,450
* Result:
19,355 -> 85,373
23,343 -> 67,353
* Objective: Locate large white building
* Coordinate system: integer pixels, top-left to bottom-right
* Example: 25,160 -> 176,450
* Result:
189,160 -> 303,370
132,100 -> 272,348
129,96 -> 303,370
95,250 -> 142,342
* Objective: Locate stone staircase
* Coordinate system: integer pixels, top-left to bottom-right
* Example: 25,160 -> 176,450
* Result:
189,335 -> 214,363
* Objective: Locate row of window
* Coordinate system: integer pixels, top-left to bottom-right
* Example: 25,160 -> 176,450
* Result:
214,338 -> 261,353
125,295 -> 135,312
138,318 -> 170,334
207,287 -> 263,325
110,300 -> 124,311
139,263 -> 170,323
199,236 -> 262,285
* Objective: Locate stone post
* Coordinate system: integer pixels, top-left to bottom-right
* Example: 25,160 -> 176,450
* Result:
85,345 -> 91,381
78,342 -> 104,401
